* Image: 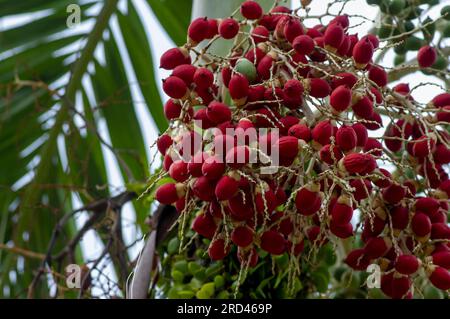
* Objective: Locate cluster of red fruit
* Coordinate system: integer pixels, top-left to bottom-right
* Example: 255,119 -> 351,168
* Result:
154,0 -> 450,298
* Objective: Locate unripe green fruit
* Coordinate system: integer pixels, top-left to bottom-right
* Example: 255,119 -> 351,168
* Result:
173,260 -> 188,273
388,0 -> 405,15
378,25 -> 393,38
444,22 -> 450,38
442,5 -> 450,21
214,275 -> 225,289
167,287 -> 180,299
424,285 -> 444,298
334,266 -> 347,281
422,17 -> 435,39
405,36 -> 424,51
217,290 -> 230,299
178,290 -> 195,298
167,237 -> 179,255
171,269 -> 184,283
197,282 -> 215,299
394,54 -> 406,66
189,278 -> 203,290
379,0 -> 389,13
188,261 -> 202,275
394,42 -> 407,54
275,253 -> 289,267
194,268 -> 207,281
403,21 -> 415,32
406,7 -> 422,20
235,58 -> 257,82
432,56 -> 447,70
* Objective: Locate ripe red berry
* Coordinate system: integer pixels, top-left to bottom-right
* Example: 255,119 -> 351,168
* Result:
288,123 -> 311,141
395,255 -> 420,275
417,45 -> 437,68
336,125 -> 357,151
312,120 -> 333,146
307,78 -> 331,98
431,93 -> 450,107
352,95 -> 374,119
219,18 -> 239,39
415,197 -> 440,215
192,213 -> 217,239
169,160 -> 189,182
202,156 -> 225,180
231,225 -> 254,247
412,134 -> 436,158
432,251 -> 450,269
240,0 -> 263,20
192,176 -> 216,201
391,275 -> 411,299
284,18 -> 304,43
251,25 -> 270,43
330,85 -> 352,112
295,184 -> 322,216
345,249 -> 370,271
160,47 -> 190,70
368,65 -> 388,87
275,136 -> 300,165
364,237 -> 390,259
352,37 -> 374,67
229,73 -> 249,102
390,205 -> 409,230
257,54 -> 275,80
429,266 -> 450,290
193,67 -> 214,89
361,34 -> 379,49
320,144 -> 343,165
155,183 -> 185,204
208,238 -> 230,260
324,23 -> 344,51
215,175 -> 239,201
340,153 -> 376,175
411,212 -> 432,237
237,247 -> 259,267
188,17 -> 209,43
260,230 -> 286,255
206,19 -> 218,39
163,76 -> 188,99
157,134 -> 173,155
331,195 -> 353,225
352,123 -> 368,148
206,101 -> 231,124
292,35 -> 315,55
228,192 -> 254,221
172,64 -> 196,85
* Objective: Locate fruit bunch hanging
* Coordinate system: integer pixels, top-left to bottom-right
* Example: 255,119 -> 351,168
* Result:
150,0 -> 450,298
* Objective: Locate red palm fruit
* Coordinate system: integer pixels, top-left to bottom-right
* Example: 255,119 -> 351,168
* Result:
364,112 -> 383,131
284,18 -> 304,43
214,134 -> 235,158
330,222 -> 353,239
283,79 -> 304,98
339,153 -> 376,175
246,85 -> 265,105
412,134 -> 436,157
352,95 -> 374,119
221,67 -> 232,87
352,37 -> 374,67
205,18 -> 218,39
253,107 -> 281,128
201,156 -> 225,180
412,212 -> 432,237
368,86 -> 383,104
368,65 -> 387,87
395,255 -> 420,275
331,195 -> 353,225
192,213 -> 217,239
432,251 -> 450,269
417,45 -> 437,68
363,138 -> 383,157
279,115 -> 300,135
292,35 -> 315,55
228,192 -> 254,221
172,64 -> 196,85
274,16 -> 290,39
324,23 -> 344,51
277,217 -> 294,236
193,67 -> 214,89
188,17 -> 209,43
382,183 -> 406,204
306,78 -> 331,98
320,144 -> 343,164
428,266 -> 450,290
215,175 -> 239,201
157,134 -> 173,155
295,184 -> 321,215
163,153 -> 174,171
312,120 -> 333,146
330,85 -> 352,113
231,226 -> 254,247
350,179 -> 372,201
188,152 -> 209,177
330,15 -> 349,29
380,273 -> 394,298
244,46 -> 265,65
160,47 -> 190,70
251,25 -> 270,44
434,144 -> 450,164
288,123 -> 310,141
275,136 -> 300,162
416,197 -> 440,215
206,101 -> 231,124
439,179 -> 450,197
226,145 -> 250,169
337,35 -> 351,56
175,197 -> 186,213
391,275 -> 411,299
345,249 -> 370,271
352,123 -> 368,148
364,237 -> 391,259
306,26 -> 322,38
361,34 -> 379,49
436,106 -> 450,123
431,223 -> 450,240
163,76 -> 188,99
287,240 -> 304,256
291,52 -> 310,77
229,74 -> 249,104
259,5 -> 290,30
169,160 -> 189,182
240,0 -> 263,20
431,93 -> 450,107
208,238 -> 230,260
219,18 -> 239,39
336,126 -> 357,151
331,72 -> 358,89
394,83 -> 410,95
373,168 -> 392,188
192,176 -> 216,201
237,247 -> 259,267
362,216 -> 385,241
257,54 -> 275,80
260,230 -> 286,255
164,99 -> 184,121
155,183 -> 185,204
255,186 -> 278,215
